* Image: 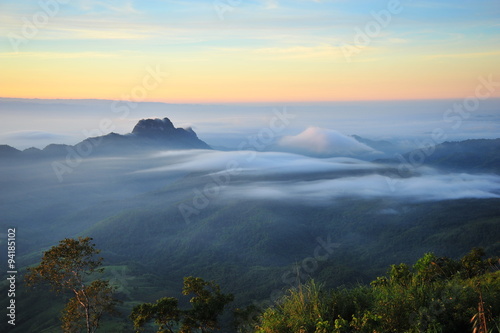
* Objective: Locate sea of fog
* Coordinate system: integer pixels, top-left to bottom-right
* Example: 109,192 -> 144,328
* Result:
1,98 -> 499,150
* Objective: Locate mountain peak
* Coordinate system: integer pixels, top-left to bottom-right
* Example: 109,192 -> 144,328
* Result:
128,117 -> 209,149
126,117 -> 211,150
0,117 -> 211,159
0,144 -> 21,156
132,117 -> 175,136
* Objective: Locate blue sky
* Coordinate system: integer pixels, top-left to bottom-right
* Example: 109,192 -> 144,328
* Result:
1,0 -> 499,102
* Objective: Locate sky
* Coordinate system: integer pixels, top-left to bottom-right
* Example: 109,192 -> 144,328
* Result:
1,0 -> 499,103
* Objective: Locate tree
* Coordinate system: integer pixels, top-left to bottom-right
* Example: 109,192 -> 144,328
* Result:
25,237 -> 118,333
460,248 -> 489,279
130,297 -> 180,333
181,276 -> 235,333
130,276 -> 233,333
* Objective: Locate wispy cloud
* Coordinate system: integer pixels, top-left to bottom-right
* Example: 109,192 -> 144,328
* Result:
426,50 -> 500,60
77,0 -> 140,15
260,0 -> 279,9
131,149 -> 500,204
0,51 -> 119,59
387,38 -> 408,44
253,45 -> 343,59
221,173 -> 500,204
4,131 -> 68,141
0,0 -> 499,101
137,150 -> 382,175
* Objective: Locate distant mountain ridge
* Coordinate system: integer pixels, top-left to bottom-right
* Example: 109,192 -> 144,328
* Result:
0,117 -> 211,158
376,138 -> 500,174
0,144 -> 22,157
420,139 -> 500,173
2,120 -> 500,177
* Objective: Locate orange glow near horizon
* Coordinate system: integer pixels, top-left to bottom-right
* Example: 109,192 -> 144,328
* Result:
1,1 -> 499,104
1,50 -> 499,103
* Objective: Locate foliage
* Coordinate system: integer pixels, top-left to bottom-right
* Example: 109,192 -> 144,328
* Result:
61,280 -> 119,333
10,194 -> 500,332
130,276 -> 233,333
25,237 -> 119,333
130,297 -> 180,333
255,281 -> 330,333
253,249 -> 500,333
25,237 -> 103,293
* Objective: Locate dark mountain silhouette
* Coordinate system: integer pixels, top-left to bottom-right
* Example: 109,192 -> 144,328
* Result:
0,117 -> 211,159
0,144 -> 21,157
128,117 -> 210,149
376,138 -> 500,174
421,139 -> 500,173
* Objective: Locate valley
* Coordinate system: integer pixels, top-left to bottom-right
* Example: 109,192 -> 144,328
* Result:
1,118 -> 499,332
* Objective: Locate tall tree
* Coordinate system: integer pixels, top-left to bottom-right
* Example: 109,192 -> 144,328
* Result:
25,237 -> 119,333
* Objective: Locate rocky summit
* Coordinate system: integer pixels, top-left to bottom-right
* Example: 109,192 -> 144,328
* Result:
0,117 -> 211,159
132,118 -> 210,149
129,117 -> 211,149
132,118 -> 177,135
